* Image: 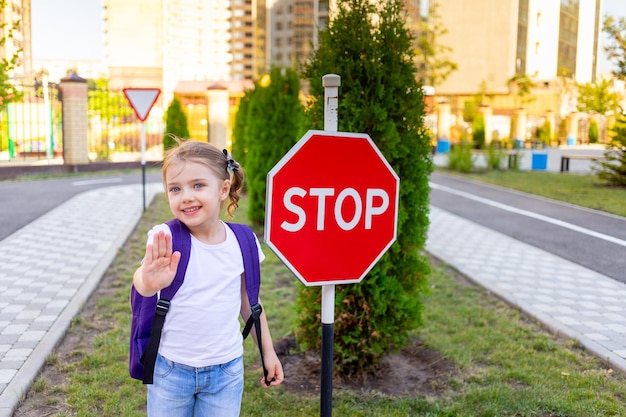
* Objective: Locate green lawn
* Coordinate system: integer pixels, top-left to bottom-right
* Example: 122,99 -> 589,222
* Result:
14,170 -> 626,417
441,168 -> 626,217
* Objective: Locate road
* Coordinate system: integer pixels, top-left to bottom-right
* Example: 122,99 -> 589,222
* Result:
0,171 -> 163,240
429,171 -> 626,283
3,170 -> 624,284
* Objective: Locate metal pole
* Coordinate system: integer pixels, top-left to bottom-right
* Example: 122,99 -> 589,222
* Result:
43,75 -> 53,162
320,73 -> 340,417
141,122 -> 146,211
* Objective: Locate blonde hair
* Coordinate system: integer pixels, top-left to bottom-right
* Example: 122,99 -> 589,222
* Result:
162,138 -> 244,217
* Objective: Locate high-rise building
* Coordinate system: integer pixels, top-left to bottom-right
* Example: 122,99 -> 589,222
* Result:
0,0 -> 32,78
431,0 -> 603,95
103,0 -> 267,99
269,0 -> 331,68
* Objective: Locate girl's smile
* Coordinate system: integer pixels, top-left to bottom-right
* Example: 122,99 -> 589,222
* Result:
165,161 -> 230,243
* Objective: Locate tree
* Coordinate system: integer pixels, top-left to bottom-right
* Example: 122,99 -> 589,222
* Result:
472,112 -> 485,148
595,14 -> 626,184
233,67 -> 305,226
594,113 -> 626,186
163,97 -> 189,151
231,91 -> 251,168
539,119 -> 553,144
603,15 -> 626,79
507,74 -> 535,108
588,119 -> 599,144
576,79 -> 622,115
299,0 -> 432,376
414,1 -> 457,88
0,0 -> 23,113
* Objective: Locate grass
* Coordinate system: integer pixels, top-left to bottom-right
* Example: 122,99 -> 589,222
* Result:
443,168 -> 626,217
14,170 -> 626,416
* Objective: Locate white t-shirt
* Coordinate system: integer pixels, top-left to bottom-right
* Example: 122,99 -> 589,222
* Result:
146,221 -> 265,368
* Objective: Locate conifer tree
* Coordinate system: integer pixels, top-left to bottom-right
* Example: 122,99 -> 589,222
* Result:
595,15 -> 626,185
231,92 -> 251,168
594,114 -> 626,186
232,67 -> 305,225
163,97 -> 189,151
298,0 -> 433,376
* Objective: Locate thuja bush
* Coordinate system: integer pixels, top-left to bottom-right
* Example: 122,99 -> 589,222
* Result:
298,0 -> 432,376
163,97 -> 189,151
484,142 -> 506,170
232,67 -> 305,226
448,141 -> 475,172
594,113 -> 626,186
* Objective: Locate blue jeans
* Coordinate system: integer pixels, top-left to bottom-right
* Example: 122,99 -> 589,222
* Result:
147,354 -> 244,417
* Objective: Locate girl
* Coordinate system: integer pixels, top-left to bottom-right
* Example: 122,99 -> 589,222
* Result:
133,139 -> 284,417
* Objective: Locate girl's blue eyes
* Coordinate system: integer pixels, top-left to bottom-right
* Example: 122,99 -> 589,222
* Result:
169,184 -> 204,193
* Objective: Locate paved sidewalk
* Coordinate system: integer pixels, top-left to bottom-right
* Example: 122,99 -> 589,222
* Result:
427,206 -> 626,375
0,182 -> 163,417
2,182 -> 626,415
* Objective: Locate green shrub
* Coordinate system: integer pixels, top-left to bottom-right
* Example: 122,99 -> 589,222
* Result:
448,141 -> 475,172
539,119 -> 553,145
472,113 -> 485,149
233,67 -> 305,226
298,0 -> 432,376
588,119 -> 599,143
594,113 -> 626,186
231,92 -> 251,168
484,142 -> 505,170
163,97 -> 189,151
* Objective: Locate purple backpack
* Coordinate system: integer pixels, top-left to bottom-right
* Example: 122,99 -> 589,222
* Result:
129,219 -> 268,384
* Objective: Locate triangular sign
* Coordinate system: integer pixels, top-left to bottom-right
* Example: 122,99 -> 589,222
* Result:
123,88 -> 161,122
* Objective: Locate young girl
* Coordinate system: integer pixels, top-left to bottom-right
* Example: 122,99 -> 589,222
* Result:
133,139 -> 283,417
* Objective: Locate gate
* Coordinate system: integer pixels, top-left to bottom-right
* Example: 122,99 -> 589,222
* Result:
88,85 -> 164,161
0,77 -> 62,162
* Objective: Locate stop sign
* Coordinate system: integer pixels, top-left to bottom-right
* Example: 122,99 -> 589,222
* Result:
265,130 -> 399,286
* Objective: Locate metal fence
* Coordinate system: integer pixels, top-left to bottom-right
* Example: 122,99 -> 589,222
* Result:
0,78 -> 62,162
87,86 -> 165,161
0,78 -> 166,163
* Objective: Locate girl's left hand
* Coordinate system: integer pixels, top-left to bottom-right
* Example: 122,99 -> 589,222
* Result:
261,351 -> 284,388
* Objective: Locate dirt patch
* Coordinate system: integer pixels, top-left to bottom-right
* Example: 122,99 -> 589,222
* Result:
274,335 -> 457,398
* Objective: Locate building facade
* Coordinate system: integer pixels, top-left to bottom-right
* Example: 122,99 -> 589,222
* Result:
103,0 -> 267,100
0,0 -> 32,78
433,0 -> 603,95
269,0 -> 331,68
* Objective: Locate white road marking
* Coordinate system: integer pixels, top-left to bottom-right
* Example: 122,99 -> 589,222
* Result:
430,182 -> 626,248
72,178 -> 124,186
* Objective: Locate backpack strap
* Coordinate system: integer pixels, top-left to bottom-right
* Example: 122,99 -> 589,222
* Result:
227,222 -> 270,386
141,218 -> 191,384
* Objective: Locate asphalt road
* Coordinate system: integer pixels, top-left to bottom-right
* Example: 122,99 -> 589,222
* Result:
0,171 -> 163,240
3,169 -> 624,284
429,171 -> 626,283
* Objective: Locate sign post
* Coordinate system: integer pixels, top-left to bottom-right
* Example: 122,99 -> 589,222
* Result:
123,88 -> 161,211
321,74 -> 340,417
265,75 -> 399,417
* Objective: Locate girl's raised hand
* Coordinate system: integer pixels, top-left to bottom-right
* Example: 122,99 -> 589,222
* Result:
141,230 -> 181,293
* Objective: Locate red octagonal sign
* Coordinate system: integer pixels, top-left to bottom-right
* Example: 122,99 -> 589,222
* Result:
265,130 -> 399,286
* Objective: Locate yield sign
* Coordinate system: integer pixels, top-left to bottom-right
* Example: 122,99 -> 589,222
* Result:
123,88 -> 161,121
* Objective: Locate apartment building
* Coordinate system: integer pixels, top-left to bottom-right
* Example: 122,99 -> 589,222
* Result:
0,0 -> 32,78
268,0 -> 425,70
103,0 -> 267,100
433,0 -> 602,95
269,0 -> 331,68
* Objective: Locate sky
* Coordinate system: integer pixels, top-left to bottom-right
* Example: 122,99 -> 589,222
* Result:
30,0 -> 626,72
31,0 -> 105,61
